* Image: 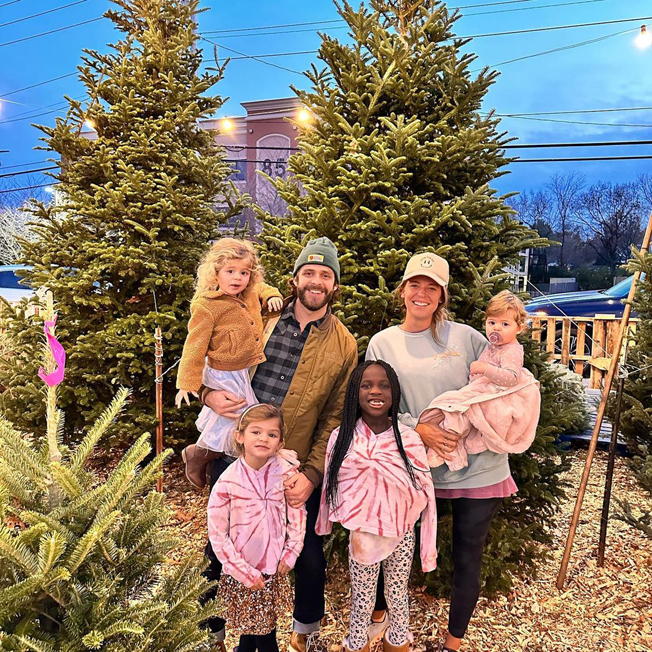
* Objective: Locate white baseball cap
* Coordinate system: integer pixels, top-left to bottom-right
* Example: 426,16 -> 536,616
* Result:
402,252 -> 449,303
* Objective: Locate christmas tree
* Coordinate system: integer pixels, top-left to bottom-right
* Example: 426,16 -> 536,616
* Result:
617,244 -> 652,538
0,0 -> 245,448
257,0 -> 588,593
0,296 -> 215,650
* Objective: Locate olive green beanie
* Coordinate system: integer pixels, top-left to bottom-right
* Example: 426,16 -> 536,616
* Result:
293,236 -> 340,282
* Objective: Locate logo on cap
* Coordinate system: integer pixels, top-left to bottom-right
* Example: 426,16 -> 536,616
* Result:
307,254 -> 324,262
420,257 -> 434,268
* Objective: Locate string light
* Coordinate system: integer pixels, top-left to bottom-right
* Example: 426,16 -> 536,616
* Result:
635,24 -> 652,49
84,118 -> 96,130
221,118 -> 234,132
297,108 -> 311,123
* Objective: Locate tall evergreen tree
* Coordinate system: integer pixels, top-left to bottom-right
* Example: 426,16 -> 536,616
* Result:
0,0 -> 245,447
257,0 -> 588,593
617,245 -> 652,538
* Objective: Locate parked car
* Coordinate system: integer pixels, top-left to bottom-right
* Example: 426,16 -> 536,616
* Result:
525,276 -> 634,318
0,265 -> 34,304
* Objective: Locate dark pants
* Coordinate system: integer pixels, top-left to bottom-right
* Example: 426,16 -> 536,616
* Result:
202,458 -> 329,634
238,630 -> 279,652
375,497 -> 501,639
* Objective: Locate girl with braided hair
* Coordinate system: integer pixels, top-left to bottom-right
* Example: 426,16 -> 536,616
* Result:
316,361 -> 437,652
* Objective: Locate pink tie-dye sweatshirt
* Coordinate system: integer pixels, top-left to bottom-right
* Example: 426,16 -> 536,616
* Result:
207,451 -> 307,589
316,419 -> 438,572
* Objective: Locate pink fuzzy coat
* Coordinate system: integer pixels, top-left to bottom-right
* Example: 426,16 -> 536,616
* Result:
208,451 -> 307,589
420,341 -> 541,471
316,419 -> 438,572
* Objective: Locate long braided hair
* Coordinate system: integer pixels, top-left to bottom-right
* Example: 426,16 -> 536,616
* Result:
325,360 -> 420,508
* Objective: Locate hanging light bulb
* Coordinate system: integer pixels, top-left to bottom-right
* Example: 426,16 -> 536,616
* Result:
222,118 -> 234,132
297,108 -> 311,123
84,118 -> 96,130
635,24 -> 652,49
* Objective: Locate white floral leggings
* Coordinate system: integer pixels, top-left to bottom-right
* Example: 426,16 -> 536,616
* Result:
347,529 -> 415,650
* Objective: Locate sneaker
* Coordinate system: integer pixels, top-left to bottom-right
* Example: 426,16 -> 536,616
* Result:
368,611 -> 389,645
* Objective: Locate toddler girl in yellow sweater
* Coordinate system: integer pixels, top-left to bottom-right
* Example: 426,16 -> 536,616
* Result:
176,237 -> 283,488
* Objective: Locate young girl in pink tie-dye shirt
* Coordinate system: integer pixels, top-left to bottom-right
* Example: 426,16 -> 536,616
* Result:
317,360 -> 437,652
208,404 -> 306,652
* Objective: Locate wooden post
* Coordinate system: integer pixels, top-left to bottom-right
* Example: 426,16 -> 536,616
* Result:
597,375 -> 625,567
154,327 -> 164,492
557,211 -> 652,589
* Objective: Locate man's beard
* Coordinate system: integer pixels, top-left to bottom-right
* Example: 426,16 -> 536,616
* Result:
297,283 -> 335,311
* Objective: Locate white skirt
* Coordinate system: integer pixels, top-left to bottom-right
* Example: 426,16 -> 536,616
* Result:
195,365 -> 257,454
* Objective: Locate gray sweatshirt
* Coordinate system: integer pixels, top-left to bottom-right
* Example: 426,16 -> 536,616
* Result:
366,321 -> 511,489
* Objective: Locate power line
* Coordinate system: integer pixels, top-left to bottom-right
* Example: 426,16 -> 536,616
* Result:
0,102 -> 71,125
0,72 -> 78,99
0,182 -> 52,194
0,166 -> 57,179
201,0 -> 610,36
202,37 -> 303,76
515,155 -> 652,161
499,114 -> 652,128
0,159 -> 50,170
0,0 -> 88,30
0,1 -> 24,8
482,26 -> 634,70
0,16 -> 102,48
497,106 -> 652,116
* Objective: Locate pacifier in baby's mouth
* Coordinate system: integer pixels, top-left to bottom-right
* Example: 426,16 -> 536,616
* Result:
489,332 -> 503,344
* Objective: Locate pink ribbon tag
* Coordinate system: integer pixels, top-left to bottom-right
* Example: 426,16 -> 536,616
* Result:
38,315 -> 66,387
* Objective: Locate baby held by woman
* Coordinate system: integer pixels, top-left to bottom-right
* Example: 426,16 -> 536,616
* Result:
420,290 -> 541,471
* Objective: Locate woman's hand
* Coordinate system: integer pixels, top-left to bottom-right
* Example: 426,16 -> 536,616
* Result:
268,297 -> 283,312
175,390 -> 198,408
415,421 -> 460,461
277,561 -> 291,575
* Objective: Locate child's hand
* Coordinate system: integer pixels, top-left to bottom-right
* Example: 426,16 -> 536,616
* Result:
250,575 -> 266,591
175,390 -> 198,408
469,361 -> 487,375
277,561 -> 291,575
268,297 -> 283,312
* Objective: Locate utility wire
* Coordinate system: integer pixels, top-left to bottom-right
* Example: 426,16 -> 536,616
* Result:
0,72 -> 78,99
0,1 -> 24,9
0,16 -> 102,48
201,37 -> 303,75
497,106 -> 652,116
0,0 -> 88,30
515,155 -> 652,161
202,0 -> 611,36
0,166 -> 58,179
0,159 -> 50,170
500,114 -> 652,128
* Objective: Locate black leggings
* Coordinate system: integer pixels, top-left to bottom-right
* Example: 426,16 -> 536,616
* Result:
238,630 -> 279,652
375,496 -> 502,639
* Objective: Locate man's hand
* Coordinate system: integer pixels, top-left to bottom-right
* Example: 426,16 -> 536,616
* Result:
277,560 -> 291,575
268,296 -> 283,312
204,390 -> 247,419
415,421 -> 460,462
469,360 -> 487,375
175,389 -> 198,408
250,575 -> 266,591
283,472 -> 314,508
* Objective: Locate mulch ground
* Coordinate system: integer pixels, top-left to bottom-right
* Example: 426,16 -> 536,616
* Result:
162,449 -> 652,652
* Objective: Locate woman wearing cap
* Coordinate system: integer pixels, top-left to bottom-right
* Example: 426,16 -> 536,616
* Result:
365,252 -> 518,652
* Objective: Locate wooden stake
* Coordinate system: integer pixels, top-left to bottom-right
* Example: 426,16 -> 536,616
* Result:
597,375 -> 625,567
557,211 -> 652,589
154,327 -> 164,492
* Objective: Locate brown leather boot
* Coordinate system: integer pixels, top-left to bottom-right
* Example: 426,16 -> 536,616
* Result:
181,444 -> 222,489
382,635 -> 409,652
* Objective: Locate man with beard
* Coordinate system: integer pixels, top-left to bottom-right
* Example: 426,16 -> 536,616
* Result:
200,238 -> 361,652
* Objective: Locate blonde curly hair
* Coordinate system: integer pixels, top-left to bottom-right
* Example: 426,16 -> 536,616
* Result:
192,238 -> 262,302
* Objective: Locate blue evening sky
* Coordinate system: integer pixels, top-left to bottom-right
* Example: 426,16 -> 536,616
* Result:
0,0 -> 650,197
